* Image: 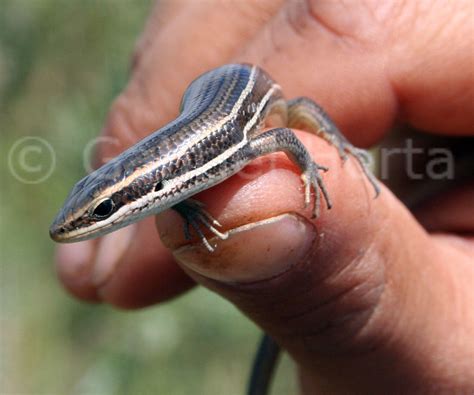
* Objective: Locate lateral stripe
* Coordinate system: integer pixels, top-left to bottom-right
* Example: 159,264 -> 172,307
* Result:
162,83 -> 279,190
169,65 -> 258,161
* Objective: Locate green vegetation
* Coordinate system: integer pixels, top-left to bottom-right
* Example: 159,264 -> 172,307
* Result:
0,1 -> 295,393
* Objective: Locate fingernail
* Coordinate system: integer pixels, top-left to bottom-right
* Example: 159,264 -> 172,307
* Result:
92,225 -> 136,286
173,213 -> 316,283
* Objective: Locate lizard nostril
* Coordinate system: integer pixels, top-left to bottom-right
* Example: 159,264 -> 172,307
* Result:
49,220 -> 67,241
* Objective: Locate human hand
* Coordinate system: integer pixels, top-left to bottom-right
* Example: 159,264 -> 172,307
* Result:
55,1 -> 474,392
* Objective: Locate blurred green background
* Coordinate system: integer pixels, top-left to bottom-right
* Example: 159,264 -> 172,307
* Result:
0,1 -> 295,394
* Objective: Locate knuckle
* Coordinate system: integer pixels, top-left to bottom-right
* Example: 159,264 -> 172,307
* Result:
283,0 -> 391,48
283,0 -> 316,39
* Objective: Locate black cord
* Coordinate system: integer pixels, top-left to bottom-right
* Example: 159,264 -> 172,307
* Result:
246,334 -> 281,395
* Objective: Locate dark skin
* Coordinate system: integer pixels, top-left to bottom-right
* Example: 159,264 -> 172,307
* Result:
55,1 -> 474,393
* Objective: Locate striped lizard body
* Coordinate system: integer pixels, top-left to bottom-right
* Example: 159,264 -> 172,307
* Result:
50,63 -> 378,250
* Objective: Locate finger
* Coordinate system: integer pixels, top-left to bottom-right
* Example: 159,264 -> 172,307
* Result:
233,0 -> 473,142
156,131 -> 474,391
56,218 -> 194,308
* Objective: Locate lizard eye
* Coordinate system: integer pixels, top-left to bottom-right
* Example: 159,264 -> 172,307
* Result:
92,198 -> 115,219
155,181 -> 163,192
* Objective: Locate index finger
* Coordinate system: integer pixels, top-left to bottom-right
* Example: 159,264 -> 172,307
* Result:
234,0 -> 473,141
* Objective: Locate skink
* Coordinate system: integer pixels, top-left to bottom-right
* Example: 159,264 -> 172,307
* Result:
50,63 -> 379,395
50,63 -> 378,249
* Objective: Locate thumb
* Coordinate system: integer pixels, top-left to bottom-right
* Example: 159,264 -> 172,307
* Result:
155,132 -> 474,392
